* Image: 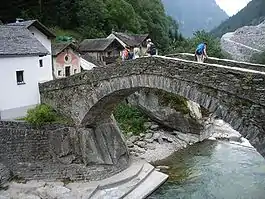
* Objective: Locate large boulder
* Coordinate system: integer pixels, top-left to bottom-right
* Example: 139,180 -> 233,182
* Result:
221,21 -> 265,61
128,89 -> 203,134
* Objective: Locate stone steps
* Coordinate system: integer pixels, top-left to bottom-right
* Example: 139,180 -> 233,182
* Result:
124,170 -> 168,199
89,160 -> 168,199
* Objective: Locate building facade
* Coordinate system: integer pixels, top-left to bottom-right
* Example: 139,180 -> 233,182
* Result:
107,32 -> 149,57
8,20 -> 56,83
79,38 -> 124,65
52,43 -> 81,78
0,25 -> 49,119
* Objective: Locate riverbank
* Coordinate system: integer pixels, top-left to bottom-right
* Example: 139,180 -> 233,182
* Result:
127,118 -> 255,164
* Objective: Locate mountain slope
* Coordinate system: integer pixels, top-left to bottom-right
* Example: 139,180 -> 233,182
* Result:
211,0 -> 265,37
161,0 -> 228,37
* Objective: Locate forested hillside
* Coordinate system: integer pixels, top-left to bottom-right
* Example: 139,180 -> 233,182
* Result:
161,0 -> 228,37
211,0 -> 265,37
0,0 -> 180,51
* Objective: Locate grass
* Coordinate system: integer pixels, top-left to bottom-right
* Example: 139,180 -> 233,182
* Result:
113,102 -> 148,135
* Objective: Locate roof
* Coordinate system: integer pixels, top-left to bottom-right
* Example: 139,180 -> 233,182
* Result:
52,42 -> 78,56
7,20 -> 56,38
0,25 -> 49,56
81,53 -> 105,66
79,38 -> 120,52
112,32 -> 149,47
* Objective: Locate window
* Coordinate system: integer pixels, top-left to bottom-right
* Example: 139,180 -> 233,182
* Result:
16,70 -> 25,85
39,59 -> 43,67
32,32 -> 34,35
58,70 -> 62,76
74,69 -> 77,74
65,56 -> 69,62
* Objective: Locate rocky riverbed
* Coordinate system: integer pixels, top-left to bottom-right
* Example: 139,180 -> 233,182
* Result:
126,118 -> 254,163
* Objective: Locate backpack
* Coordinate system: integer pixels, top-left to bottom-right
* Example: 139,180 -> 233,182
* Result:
196,43 -> 205,55
149,43 -> 156,55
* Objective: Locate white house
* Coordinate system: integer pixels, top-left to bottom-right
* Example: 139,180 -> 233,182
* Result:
8,20 -> 56,83
0,25 -> 49,120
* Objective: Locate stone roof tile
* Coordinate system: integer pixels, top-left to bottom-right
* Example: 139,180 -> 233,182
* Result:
0,25 -> 49,56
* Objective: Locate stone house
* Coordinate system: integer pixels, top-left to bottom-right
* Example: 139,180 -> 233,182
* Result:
107,31 -> 149,56
52,42 -> 81,78
79,38 -> 124,65
8,19 -> 56,83
0,25 -> 49,120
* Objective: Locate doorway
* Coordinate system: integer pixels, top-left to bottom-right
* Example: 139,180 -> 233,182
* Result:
65,66 -> 71,77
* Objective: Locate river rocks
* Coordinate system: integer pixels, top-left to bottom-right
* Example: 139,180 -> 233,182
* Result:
162,136 -> 173,143
125,120 -> 205,161
153,132 -> 161,141
127,136 -> 140,143
135,141 -> 147,148
144,122 -> 152,129
150,124 -> 160,130
145,133 -> 153,139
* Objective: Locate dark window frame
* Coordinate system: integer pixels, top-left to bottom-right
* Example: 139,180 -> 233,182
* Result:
39,59 -> 43,67
16,70 -> 25,85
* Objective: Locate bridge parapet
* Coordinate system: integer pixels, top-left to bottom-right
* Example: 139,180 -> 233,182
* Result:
40,56 -> 265,107
168,53 -> 265,72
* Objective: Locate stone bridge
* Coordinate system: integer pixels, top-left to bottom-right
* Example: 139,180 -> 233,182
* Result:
40,56 -> 265,158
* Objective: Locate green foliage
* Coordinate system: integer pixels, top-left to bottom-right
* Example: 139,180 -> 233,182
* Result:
1,0 -> 179,53
113,102 -> 148,135
155,90 -> 190,115
167,30 -> 225,58
49,26 -> 82,42
25,104 -> 71,127
250,51 -> 265,64
211,0 -> 265,38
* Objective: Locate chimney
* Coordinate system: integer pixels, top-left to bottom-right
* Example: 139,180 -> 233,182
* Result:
16,18 -> 24,23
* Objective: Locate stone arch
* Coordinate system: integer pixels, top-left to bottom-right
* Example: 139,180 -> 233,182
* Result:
80,74 -> 243,133
41,71 -> 265,157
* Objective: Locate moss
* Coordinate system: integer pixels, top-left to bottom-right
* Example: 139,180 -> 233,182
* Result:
154,90 -> 190,115
61,177 -> 74,185
10,173 -> 27,184
113,102 -> 148,135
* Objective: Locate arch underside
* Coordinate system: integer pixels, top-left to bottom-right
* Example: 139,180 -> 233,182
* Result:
41,74 -> 265,157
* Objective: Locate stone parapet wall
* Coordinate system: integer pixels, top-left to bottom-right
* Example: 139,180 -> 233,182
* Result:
167,53 -> 265,72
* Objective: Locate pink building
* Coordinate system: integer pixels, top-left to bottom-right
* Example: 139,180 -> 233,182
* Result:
52,43 -> 81,78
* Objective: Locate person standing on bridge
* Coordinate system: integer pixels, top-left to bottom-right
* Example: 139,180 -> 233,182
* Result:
146,38 -> 157,56
195,42 -> 208,63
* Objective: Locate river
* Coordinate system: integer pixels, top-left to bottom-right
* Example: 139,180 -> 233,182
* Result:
148,140 -> 265,199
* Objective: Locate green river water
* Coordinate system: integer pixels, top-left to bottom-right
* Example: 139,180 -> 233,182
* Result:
149,140 -> 265,199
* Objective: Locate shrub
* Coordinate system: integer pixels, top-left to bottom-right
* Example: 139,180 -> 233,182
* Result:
113,102 -> 148,135
25,104 -> 69,127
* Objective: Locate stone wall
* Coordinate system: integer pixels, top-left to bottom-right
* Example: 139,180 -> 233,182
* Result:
0,120 -> 129,182
168,53 -> 265,72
